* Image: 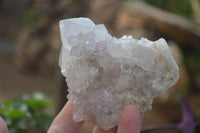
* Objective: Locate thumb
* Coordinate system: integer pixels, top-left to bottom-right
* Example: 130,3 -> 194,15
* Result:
117,105 -> 142,133
0,117 -> 8,133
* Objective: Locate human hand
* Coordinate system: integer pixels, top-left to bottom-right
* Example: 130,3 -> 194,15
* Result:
0,117 -> 8,133
48,101 -> 143,133
0,101 -> 143,133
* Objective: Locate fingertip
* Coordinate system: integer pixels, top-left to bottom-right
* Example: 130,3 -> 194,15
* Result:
123,105 -> 140,117
117,105 -> 141,133
48,101 -> 84,133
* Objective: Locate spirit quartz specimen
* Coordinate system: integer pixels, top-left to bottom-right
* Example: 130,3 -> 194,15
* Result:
59,17 -> 179,130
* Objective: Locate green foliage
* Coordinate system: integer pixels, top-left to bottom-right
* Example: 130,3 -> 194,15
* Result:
22,7 -> 40,25
144,0 -> 194,20
183,47 -> 200,90
0,92 -> 53,133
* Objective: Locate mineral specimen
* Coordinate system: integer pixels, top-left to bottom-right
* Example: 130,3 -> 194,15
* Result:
59,17 -> 179,130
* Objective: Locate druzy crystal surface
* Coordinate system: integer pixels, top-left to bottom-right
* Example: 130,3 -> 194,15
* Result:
59,17 -> 179,130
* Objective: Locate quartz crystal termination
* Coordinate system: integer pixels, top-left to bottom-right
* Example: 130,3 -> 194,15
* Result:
59,17 -> 179,130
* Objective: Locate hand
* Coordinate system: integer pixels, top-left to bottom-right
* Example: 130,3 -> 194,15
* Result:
0,101 -> 143,133
0,117 -> 8,133
48,101 -> 143,133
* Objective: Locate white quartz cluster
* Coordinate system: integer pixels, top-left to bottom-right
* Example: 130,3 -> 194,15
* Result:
59,17 -> 179,130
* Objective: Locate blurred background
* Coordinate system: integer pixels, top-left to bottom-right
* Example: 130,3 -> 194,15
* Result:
0,0 -> 200,133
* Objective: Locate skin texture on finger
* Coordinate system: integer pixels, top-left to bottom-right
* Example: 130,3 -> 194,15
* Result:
92,126 -> 117,133
0,117 -> 8,133
47,101 -> 84,133
117,105 -> 141,133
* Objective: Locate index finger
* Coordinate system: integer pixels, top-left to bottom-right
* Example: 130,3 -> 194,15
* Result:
48,101 -> 84,133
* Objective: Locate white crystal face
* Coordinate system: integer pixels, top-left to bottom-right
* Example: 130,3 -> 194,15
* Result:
59,17 -> 179,130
